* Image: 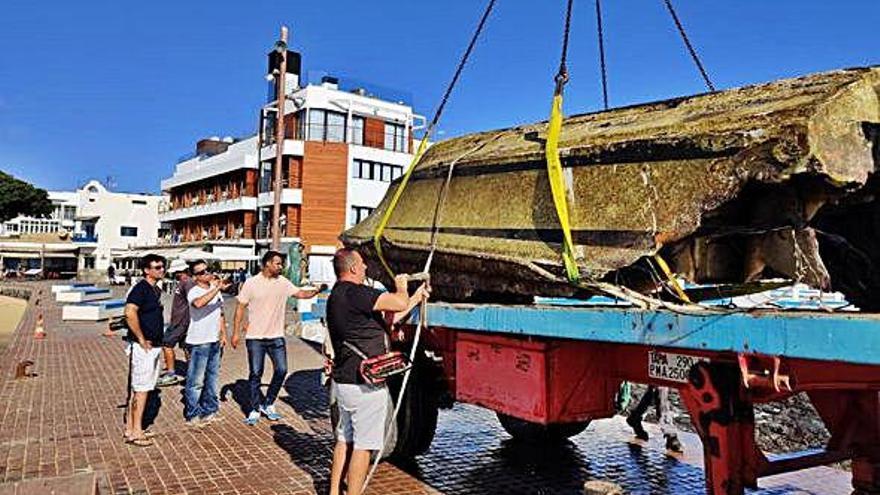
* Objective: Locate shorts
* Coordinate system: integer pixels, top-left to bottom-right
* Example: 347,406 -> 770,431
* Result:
162,324 -> 188,348
332,381 -> 390,451
126,342 -> 162,392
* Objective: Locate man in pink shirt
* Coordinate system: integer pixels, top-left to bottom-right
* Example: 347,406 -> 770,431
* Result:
232,250 -> 320,425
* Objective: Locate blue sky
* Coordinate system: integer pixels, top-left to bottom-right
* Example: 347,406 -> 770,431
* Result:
2,1 -> 879,194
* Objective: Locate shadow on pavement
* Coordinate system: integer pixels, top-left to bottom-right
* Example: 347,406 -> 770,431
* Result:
281,369 -> 330,423
271,423 -> 333,495
219,379 -> 251,415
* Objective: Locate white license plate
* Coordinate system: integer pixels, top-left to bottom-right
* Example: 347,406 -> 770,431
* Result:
647,351 -> 708,383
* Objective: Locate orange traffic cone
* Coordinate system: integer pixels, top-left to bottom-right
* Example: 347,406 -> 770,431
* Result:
34,313 -> 46,340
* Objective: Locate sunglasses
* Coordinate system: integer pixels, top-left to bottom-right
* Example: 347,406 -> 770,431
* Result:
150,265 -> 166,271
193,270 -> 211,276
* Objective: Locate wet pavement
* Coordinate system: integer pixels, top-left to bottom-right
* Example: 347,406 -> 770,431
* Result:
0,282 -> 853,494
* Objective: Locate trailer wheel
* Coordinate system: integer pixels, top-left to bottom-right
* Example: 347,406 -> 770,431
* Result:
387,361 -> 440,459
496,412 -> 590,443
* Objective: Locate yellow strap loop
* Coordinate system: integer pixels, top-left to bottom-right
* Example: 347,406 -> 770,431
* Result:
373,135 -> 432,278
545,94 -> 581,282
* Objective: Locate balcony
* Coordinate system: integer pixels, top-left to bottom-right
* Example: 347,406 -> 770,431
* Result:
159,196 -> 258,222
72,233 -> 98,243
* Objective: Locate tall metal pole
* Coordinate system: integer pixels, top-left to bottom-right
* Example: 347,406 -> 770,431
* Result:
271,26 -> 288,251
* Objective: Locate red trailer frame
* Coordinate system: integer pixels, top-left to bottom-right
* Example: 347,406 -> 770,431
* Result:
397,303 -> 880,495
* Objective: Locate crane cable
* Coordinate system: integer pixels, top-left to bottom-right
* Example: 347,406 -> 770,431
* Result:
373,0 -> 498,279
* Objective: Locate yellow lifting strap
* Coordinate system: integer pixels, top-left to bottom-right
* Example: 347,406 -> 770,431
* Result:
373,135 -> 432,278
545,93 -> 581,282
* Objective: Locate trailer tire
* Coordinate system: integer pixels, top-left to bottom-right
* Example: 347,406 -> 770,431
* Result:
496,412 -> 590,443
387,362 -> 439,459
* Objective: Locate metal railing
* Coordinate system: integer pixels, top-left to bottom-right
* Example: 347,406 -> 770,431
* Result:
262,122 -> 410,153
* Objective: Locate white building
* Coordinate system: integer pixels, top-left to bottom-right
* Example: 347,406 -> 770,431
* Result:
1,191 -> 79,237
158,47 -> 424,283
75,180 -> 162,271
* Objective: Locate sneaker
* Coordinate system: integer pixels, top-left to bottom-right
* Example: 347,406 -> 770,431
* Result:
200,413 -> 218,425
244,410 -> 260,426
259,404 -> 282,421
185,417 -> 204,428
157,373 -> 181,387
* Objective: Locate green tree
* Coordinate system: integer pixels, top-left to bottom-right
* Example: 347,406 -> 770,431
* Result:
0,171 -> 53,223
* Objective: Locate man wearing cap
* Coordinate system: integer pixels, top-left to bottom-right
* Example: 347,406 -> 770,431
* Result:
157,258 -> 195,387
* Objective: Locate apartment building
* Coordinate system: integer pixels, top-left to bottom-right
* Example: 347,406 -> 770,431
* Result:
159,46 -> 422,282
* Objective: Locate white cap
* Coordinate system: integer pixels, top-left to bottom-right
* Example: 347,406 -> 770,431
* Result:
169,258 -> 189,274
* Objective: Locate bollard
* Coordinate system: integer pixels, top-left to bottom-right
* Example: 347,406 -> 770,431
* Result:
34,313 -> 46,340
584,480 -> 624,495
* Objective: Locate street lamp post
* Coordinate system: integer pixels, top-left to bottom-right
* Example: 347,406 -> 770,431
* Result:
271,26 -> 289,252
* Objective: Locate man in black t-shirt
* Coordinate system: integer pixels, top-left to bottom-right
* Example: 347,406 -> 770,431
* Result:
326,248 -> 428,495
123,253 -> 166,447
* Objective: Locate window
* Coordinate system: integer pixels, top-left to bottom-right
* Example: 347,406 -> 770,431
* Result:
307,109 -> 324,140
353,159 -> 373,180
131,199 -> 147,206
307,109 -> 347,142
326,111 -> 346,143
84,256 -> 95,269
384,122 -> 406,152
120,226 -> 138,237
63,206 -> 76,220
351,206 -> 374,225
352,159 -> 403,182
351,116 -> 365,145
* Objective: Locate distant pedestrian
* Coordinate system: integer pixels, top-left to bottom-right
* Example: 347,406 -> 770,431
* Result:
107,264 -> 116,285
183,261 -> 231,426
627,385 -> 683,452
123,254 -> 166,447
232,250 -> 321,425
157,259 -> 194,387
326,248 -> 429,495
124,269 -> 132,286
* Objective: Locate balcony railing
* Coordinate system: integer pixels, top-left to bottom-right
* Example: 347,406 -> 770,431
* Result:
72,233 -> 98,243
262,122 -> 410,153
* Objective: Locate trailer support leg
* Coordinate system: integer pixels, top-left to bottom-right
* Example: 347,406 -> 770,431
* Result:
680,362 -> 757,495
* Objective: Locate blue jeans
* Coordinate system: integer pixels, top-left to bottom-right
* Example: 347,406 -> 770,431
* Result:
245,337 -> 288,412
184,342 -> 221,420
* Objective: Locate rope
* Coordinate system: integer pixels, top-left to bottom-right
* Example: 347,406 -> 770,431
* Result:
555,0 -> 575,95
661,0 -> 715,92
373,0 -> 498,278
594,0 -> 609,109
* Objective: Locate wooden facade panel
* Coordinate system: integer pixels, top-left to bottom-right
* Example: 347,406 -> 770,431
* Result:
364,117 -> 385,149
286,156 -> 303,189
286,205 -> 301,238
301,141 -> 348,250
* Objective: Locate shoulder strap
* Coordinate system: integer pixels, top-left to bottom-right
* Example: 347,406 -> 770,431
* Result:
343,340 -> 369,360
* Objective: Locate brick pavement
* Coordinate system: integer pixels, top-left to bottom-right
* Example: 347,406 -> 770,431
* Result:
0,281 -> 855,494
0,282 -> 436,495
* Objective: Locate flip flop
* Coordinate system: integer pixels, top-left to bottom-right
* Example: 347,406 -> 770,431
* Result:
123,431 -> 156,441
125,437 -> 154,447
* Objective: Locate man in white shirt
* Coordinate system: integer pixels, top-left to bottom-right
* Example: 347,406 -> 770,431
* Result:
183,260 -> 231,426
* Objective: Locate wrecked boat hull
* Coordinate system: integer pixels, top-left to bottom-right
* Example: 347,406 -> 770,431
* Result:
342,66 -> 880,307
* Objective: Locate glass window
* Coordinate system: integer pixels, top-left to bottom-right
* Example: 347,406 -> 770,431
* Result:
120,226 -> 138,237
326,111 -> 346,143
384,122 -> 407,152
351,206 -> 374,225
308,109 -> 325,141
351,116 -> 365,145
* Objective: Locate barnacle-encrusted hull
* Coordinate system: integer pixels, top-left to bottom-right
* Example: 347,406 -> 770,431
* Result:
343,66 -> 880,307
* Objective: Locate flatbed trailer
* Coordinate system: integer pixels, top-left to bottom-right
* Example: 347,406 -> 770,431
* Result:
389,302 -> 880,495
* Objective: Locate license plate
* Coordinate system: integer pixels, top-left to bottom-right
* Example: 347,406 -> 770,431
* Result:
647,351 -> 708,383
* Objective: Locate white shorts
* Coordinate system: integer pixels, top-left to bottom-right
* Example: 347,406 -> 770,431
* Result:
332,381 -> 390,451
126,343 -> 162,392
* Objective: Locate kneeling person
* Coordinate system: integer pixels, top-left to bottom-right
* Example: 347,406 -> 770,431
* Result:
184,261 -> 231,426
327,249 -> 428,495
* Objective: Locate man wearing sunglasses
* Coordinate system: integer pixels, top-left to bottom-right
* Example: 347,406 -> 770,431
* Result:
184,260 -> 231,426
123,254 -> 167,447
